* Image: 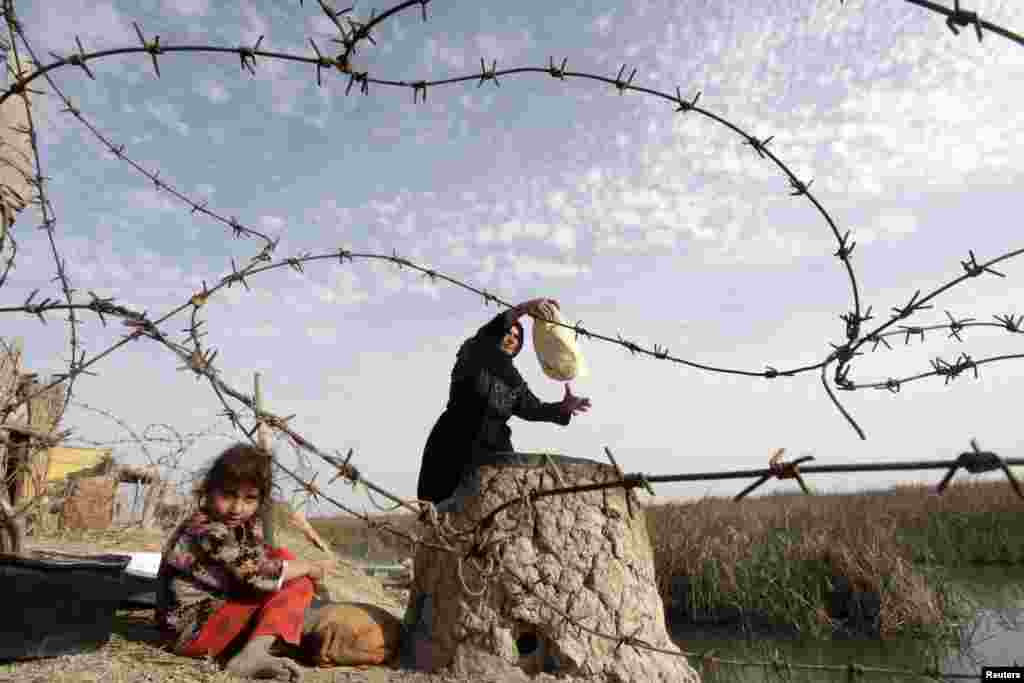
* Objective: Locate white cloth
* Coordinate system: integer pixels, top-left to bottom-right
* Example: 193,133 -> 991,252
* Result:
532,301 -> 589,381
125,552 -> 162,578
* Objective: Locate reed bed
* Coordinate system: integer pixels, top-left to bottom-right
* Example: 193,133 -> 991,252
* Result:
310,511 -> 418,563
647,479 -> 1023,638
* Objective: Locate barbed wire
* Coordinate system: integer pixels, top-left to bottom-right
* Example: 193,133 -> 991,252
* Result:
470,442 -> 1024,539
0,0 -> 1021,679
1,2 -> 80,424
6,241 -> 1024,445
2,2 -> 1023,442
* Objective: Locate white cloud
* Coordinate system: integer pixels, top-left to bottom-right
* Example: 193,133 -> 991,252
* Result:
240,0 -> 269,45
195,79 -> 230,104
423,38 -> 467,72
145,101 -> 189,136
591,13 -> 615,37
369,199 -> 401,216
306,199 -> 352,230
163,0 -> 208,17
473,30 -> 534,63
549,226 -> 576,252
877,210 -> 917,237
32,1 -> 135,55
507,253 -> 591,279
125,187 -> 176,213
310,269 -> 368,307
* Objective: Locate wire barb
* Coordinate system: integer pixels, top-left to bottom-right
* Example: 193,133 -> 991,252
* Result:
132,21 -> 162,78
898,325 -> 925,345
891,289 -> 932,320
834,229 -> 856,262
960,249 -> 1004,278
51,36 -> 95,80
674,87 -> 701,113
946,0 -> 984,42
734,449 -> 814,501
477,57 -> 499,88
788,176 -> 814,196
993,312 -> 1024,333
238,35 -> 264,75
930,353 -> 978,385
840,307 -> 872,342
744,134 -> 774,159
547,56 -> 567,80
412,80 -> 427,103
345,69 -> 369,95
613,63 -> 637,94
944,310 -> 974,342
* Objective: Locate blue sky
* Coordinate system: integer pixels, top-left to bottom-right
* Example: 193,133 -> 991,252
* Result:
6,0 -> 1024,515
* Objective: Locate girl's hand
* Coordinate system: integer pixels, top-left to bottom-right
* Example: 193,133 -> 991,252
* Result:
560,383 -> 592,416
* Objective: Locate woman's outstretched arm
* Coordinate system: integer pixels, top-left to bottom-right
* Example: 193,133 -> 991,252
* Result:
512,383 -> 572,425
477,298 -> 560,338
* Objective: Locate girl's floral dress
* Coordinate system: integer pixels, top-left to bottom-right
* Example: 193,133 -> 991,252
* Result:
156,509 -> 288,653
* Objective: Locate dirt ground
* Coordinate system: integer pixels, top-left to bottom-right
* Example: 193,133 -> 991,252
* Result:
0,606 -> 572,683
0,525 -> 467,683
0,519 -> 598,683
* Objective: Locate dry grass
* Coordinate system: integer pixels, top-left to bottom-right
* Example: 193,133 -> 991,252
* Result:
646,479 -> 1023,638
308,512 -> 419,564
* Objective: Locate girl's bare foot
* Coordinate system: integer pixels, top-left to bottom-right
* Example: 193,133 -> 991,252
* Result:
226,635 -> 303,681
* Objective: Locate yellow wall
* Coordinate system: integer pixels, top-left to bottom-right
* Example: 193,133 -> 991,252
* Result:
45,447 -> 112,481
15,446 -> 111,502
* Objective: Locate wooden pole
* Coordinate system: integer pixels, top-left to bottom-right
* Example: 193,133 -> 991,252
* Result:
254,372 -> 276,548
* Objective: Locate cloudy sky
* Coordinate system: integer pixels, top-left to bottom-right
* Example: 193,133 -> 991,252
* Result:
4,0 -> 1024,515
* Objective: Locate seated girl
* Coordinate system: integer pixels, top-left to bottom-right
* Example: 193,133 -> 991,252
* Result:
157,443 -> 337,682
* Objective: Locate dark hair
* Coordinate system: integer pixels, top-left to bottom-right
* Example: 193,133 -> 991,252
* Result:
194,443 -> 274,511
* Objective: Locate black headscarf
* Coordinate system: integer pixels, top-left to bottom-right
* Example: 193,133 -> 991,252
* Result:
456,316 -> 525,390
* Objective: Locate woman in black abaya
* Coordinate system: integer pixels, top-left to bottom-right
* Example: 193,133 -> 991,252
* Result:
416,298 -> 592,504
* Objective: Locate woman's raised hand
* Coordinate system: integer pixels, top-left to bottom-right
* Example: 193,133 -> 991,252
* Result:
560,383 -> 592,416
522,298 -> 560,318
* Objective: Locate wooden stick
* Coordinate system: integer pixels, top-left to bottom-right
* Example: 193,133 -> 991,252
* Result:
255,372 -> 275,548
288,505 -> 333,555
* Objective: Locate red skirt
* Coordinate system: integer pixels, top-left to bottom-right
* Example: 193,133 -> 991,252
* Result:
178,546 -> 315,659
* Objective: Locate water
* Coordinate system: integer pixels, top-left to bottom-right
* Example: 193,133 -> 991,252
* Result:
670,565 -> 1024,682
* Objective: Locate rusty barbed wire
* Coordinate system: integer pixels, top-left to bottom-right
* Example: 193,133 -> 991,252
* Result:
10,239 -> 1024,445
3,3 -> 1023,442
0,0 -> 1021,676
2,3 -> 81,423
0,35 -> 866,339
0,0 -> 1019,522
65,399 -> 235,464
5,239 -> 1024,455
470,442 -> 1024,541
